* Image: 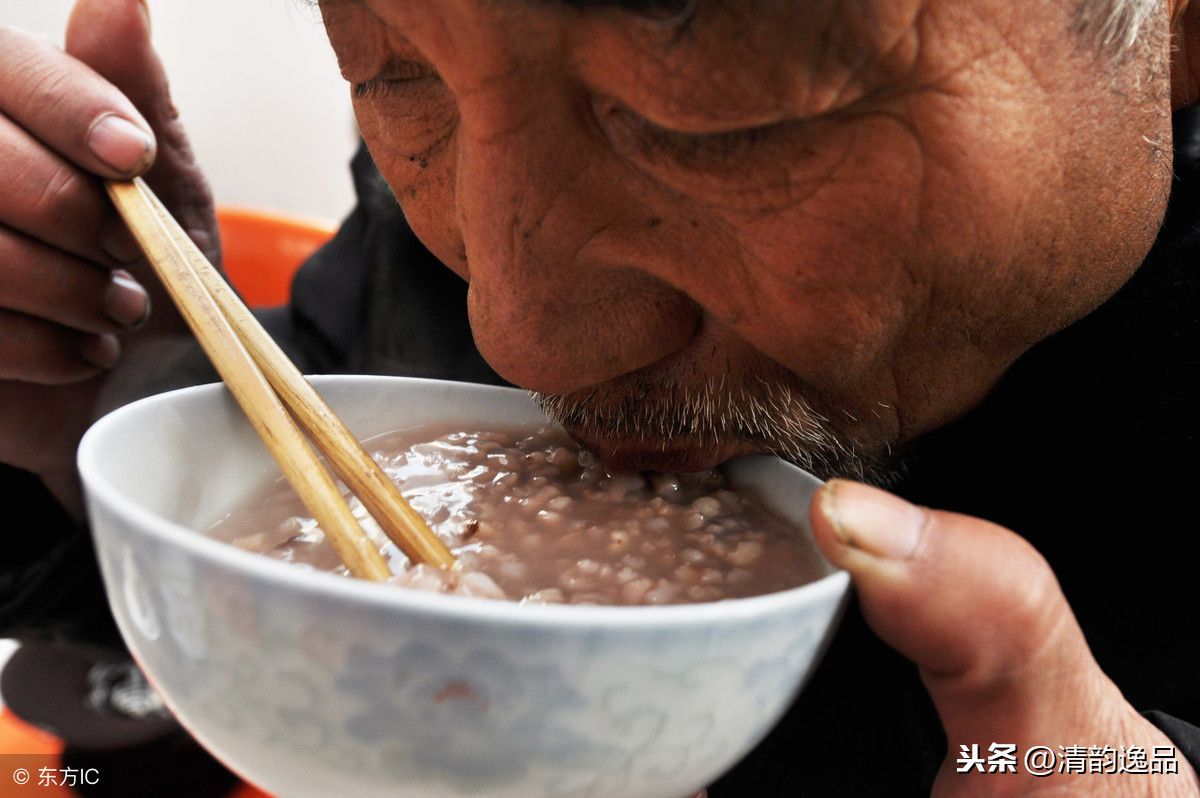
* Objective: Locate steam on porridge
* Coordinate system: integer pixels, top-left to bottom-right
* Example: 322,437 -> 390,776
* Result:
207,425 -> 826,605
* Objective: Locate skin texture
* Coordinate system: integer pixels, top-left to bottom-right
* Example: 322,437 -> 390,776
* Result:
0,1 -> 1196,794
0,0 -> 213,514
322,1 -> 1194,791
811,480 -> 1200,797
321,0 -> 1171,474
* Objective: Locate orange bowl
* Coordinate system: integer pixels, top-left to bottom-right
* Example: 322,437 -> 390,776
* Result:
216,206 -> 336,307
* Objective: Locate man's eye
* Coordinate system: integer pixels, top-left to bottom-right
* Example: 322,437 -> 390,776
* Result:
647,123 -> 770,164
606,104 -> 777,168
352,80 -> 404,99
352,59 -> 438,99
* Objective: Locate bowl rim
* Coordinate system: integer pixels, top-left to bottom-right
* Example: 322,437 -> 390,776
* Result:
78,375 -> 851,630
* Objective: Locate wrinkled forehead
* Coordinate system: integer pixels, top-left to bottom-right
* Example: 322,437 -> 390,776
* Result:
316,0 -> 926,56
318,0 -> 942,122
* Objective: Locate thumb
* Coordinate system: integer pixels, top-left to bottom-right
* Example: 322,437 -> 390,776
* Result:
65,0 -> 161,165
810,479 -> 1122,745
65,0 -> 218,267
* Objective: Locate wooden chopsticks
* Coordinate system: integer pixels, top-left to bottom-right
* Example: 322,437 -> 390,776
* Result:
106,177 -> 455,579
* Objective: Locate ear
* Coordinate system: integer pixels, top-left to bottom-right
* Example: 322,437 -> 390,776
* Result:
1171,0 -> 1200,108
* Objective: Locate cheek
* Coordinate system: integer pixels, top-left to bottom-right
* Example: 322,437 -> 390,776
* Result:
356,107 -> 468,279
751,129 -> 925,376
645,114 -> 931,384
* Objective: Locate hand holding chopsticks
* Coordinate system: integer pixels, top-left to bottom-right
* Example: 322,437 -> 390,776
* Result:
106,177 -> 455,579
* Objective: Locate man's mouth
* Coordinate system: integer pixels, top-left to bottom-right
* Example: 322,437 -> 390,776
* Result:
532,342 -> 835,473
530,315 -> 876,479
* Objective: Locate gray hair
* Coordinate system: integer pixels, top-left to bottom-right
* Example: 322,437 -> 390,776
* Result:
533,372 -> 889,484
1077,0 -> 1159,52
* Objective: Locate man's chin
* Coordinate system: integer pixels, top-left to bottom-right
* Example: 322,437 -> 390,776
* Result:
566,428 -> 761,473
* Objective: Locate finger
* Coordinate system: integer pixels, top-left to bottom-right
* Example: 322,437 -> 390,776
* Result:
66,0 -> 219,265
0,25 -> 155,178
0,112 -> 126,264
0,227 -> 150,333
810,480 -> 1115,741
66,0 -> 219,334
0,309 -> 118,384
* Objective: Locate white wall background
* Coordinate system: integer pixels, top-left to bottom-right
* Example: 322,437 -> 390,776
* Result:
3,0 -> 358,222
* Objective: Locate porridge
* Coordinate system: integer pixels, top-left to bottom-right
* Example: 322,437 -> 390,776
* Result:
208,426 -> 826,605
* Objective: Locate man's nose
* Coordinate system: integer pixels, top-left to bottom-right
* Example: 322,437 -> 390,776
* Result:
452,82 -> 698,394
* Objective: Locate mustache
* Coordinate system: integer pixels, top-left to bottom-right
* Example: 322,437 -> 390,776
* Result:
531,370 -> 891,483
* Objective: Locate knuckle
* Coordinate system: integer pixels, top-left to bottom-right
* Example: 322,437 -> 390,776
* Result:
0,154 -> 86,232
0,235 -> 111,331
0,315 -> 89,384
0,250 -> 26,296
30,161 -> 85,229
16,62 -> 72,117
7,35 -> 71,109
989,532 -> 1074,663
1009,567 -> 1061,639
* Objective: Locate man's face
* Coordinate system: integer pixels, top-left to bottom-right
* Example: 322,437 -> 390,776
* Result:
319,0 -> 1171,475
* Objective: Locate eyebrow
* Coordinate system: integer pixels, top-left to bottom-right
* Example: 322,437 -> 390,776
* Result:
315,0 -> 698,19
311,0 -> 699,45
556,0 -> 693,12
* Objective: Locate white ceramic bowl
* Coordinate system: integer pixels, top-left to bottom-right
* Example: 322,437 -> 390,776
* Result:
78,376 -> 850,798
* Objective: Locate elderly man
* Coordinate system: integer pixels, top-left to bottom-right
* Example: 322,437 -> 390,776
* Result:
0,0 -> 1197,795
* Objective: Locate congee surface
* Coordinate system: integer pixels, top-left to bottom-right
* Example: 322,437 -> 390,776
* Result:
208,425 -> 824,605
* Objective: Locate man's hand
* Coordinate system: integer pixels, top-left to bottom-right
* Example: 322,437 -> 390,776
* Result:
811,479 -> 1200,797
0,0 -> 216,512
